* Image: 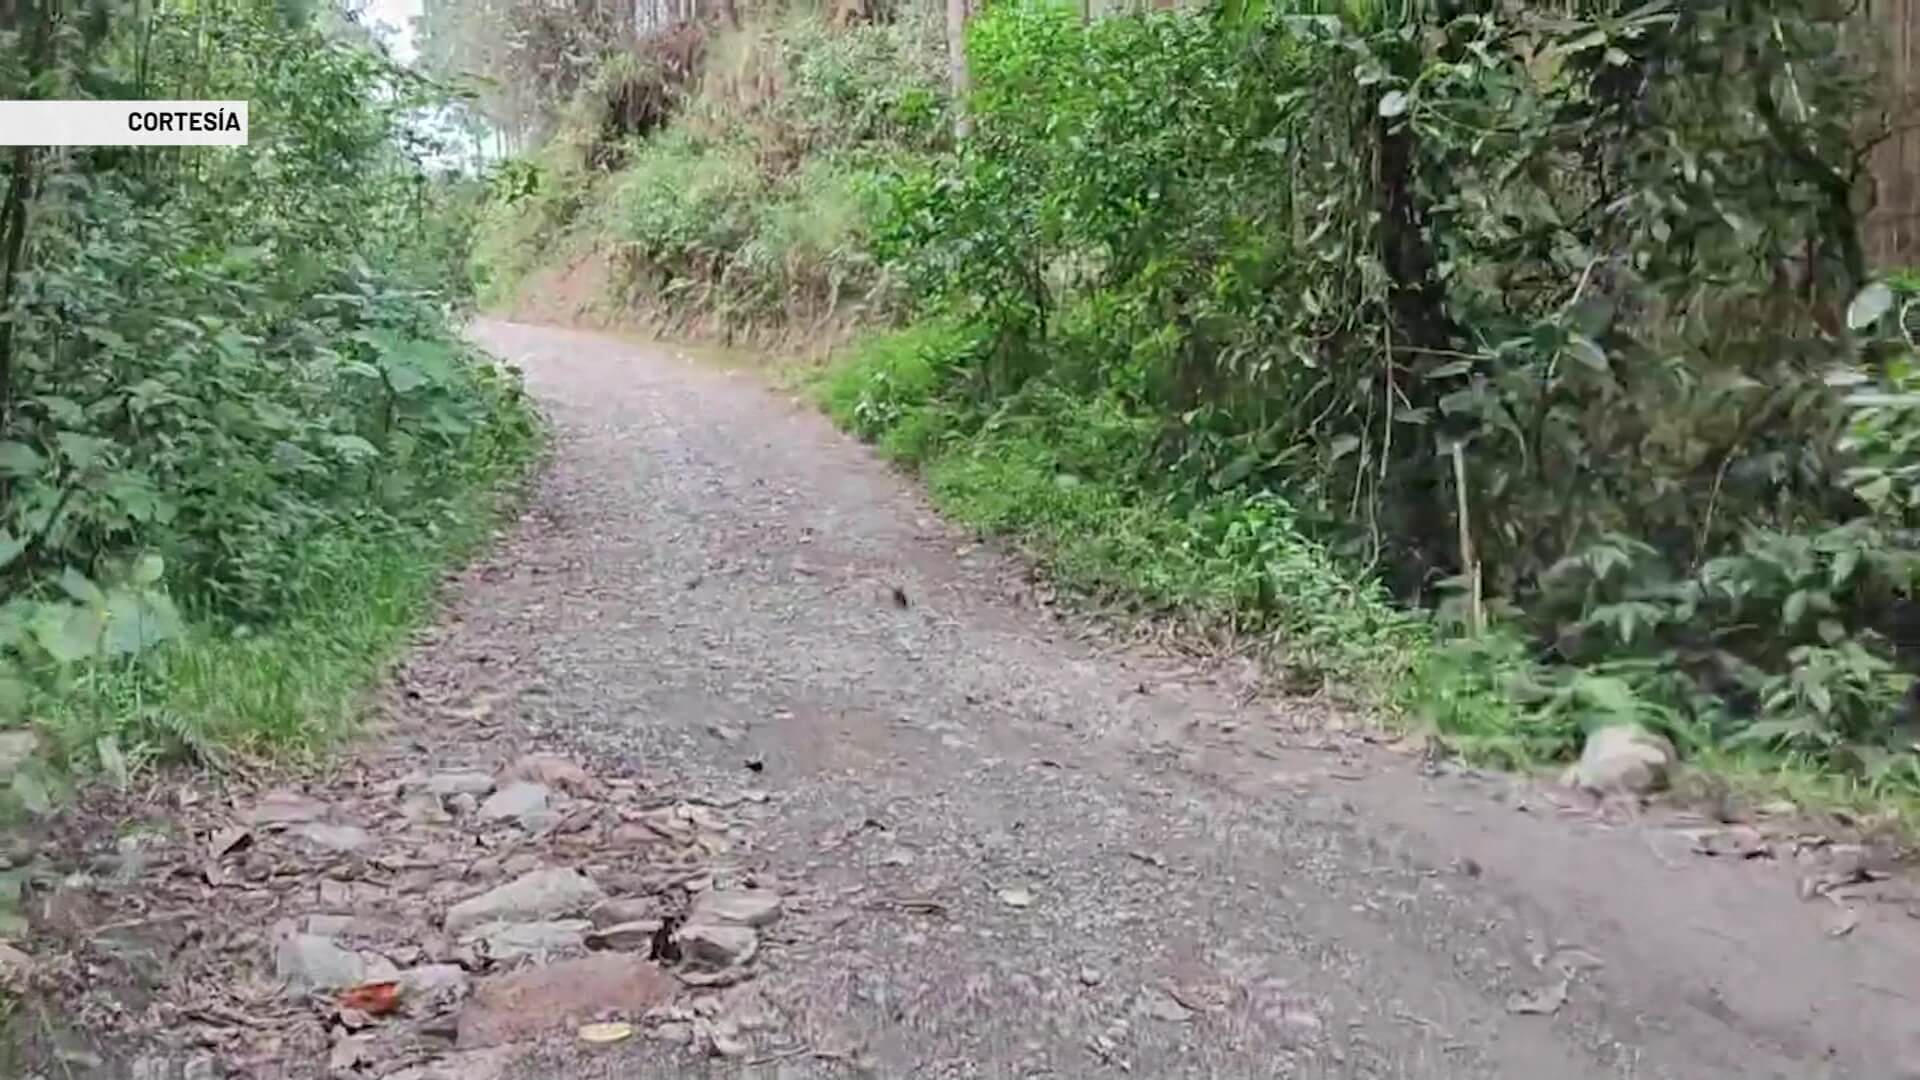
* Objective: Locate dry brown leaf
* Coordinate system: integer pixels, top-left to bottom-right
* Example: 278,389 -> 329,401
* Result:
338,980 -> 402,1017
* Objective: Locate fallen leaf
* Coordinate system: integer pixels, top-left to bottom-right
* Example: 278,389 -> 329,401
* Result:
339,980 -> 402,1017
1825,897 -> 1859,938
578,1021 -> 634,1044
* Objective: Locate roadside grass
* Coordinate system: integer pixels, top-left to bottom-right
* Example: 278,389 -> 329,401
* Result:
21,393 -> 545,784
814,321 -> 1920,834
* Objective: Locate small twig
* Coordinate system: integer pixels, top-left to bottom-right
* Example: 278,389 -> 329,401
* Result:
746,1045 -> 816,1067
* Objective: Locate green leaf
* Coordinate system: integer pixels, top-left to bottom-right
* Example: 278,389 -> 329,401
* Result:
131,553 -> 164,586
326,434 -> 380,461
1378,90 -> 1410,118
102,591 -> 155,656
1806,680 -> 1833,716
104,472 -> 166,523
1575,675 -> 1641,720
58,568 -> 107,608
1783,589 -> 1808,627
34,604 -> 103,662
0,531 -> 24,572
55,431 -> 112,471
1854,473 -> 1893,507
0,442 -> 44,478
1848,282 -> 1894,331
1564,335 -> 1609,371
385,362 -> 430,394
1830,547 -> 1861,588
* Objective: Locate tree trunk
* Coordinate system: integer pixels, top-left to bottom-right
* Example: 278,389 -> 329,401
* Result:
946,0 -> 972,138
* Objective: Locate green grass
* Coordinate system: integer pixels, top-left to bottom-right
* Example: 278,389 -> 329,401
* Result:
817,319 -> 1450,701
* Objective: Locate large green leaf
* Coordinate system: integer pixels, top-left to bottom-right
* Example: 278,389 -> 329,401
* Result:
33,603 -> 105,663
102,588 -> 182,657
0,442 -> 44,478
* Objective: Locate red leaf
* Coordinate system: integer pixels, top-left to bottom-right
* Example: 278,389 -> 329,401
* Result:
338,980 -> 401,1016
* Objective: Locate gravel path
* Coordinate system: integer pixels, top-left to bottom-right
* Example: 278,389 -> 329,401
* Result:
460,318 -> 1920,1080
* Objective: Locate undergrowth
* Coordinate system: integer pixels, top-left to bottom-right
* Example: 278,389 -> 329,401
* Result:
811,0 -> 1920,811
0,2 -> 541,810
468,10 -> 949,339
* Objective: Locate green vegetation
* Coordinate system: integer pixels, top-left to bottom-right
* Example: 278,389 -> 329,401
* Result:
462,0 -> 1920,810
0,2 -> 539,807
463,10 -> 950,340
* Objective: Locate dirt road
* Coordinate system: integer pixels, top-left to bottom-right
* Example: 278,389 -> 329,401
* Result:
463,320 -> 1918,1079
16,318 -> 1919,1080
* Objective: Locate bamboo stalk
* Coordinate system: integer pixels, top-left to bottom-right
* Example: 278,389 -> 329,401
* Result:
1450,441 -> 1484,636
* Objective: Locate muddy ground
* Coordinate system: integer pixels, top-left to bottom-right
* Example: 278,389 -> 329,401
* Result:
6,318 -> 1920,1079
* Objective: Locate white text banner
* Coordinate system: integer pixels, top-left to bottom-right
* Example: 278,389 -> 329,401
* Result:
0,101 -> 249,147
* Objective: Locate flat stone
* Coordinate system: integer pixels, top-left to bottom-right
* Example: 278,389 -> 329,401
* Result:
473,919 -> 590,960
0,730 -> 41,776
243,790 -> 328,826
363,953 -> 401,982
292,822 -> 372,853
304,914 -> 358,937
587,897 -> 658,928
455,954 -> 675,1049
500,754 -> 596,795
676,922 -> 757,967
585,920 -> 663,951
274,933 -> 364,991
445,868 -> 604,935
1561,725 -> 1676,794
397,963 -> 472,1005
412,771 -> 496,798
400,793 -> 452,825
652,1020 -> 694,1044
478,781 -> 549,822
690,889 -> 783,928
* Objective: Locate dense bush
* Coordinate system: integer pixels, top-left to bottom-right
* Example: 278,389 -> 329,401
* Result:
855,0 -> 1920,791
0,2 -> 537,793
468,11 -> 950,338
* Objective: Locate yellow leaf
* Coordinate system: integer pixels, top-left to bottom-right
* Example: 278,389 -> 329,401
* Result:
578,1022 -> 634,1044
